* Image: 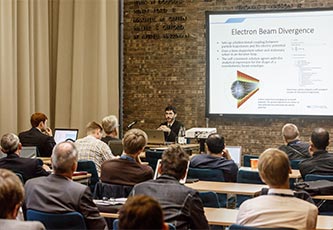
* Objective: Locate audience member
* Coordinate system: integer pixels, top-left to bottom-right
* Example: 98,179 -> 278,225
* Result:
131,145 -> 209,230
101,115 -> 120,144
0,168 -> 45,230
118,195 -> 168,230
0,133 -> 49,183
190,133 -> 238,182
24,141 -> 107,229
75,121 -> 114,174
236,148 -> 318,229
100,129 -> 153,185
278,123 -> 311,160
18,112 -> 56,157
299,127 -> 333,178
157,105 -> 183,142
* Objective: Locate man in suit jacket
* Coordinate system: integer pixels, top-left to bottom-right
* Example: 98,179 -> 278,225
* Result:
0,168 -> 45,230
18,112 -> 56,157
0,133 -> 49,183
157,105 -> 183,142
24,141 -> 107,230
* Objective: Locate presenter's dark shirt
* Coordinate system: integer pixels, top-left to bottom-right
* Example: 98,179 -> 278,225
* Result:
159,120 -> 183,142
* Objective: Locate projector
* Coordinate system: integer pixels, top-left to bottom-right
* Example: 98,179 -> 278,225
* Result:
185,128 -> 217,139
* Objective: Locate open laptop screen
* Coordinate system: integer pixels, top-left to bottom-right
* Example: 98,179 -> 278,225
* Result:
54,128 -> 79,144
225,146 -> 242,166
144,129 -> 166,145
154,159 -> 190,184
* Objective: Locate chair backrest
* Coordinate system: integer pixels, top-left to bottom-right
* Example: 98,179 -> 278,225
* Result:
93,181 -> 133,199
187,167 -> 225,182
108,140 -> 123,156
198,191 -> 221,208
305,174 -> 333,181
113,219 -> 175,230
237,169 -> 264,184
145,149 -> 163,170
229,224 -> 296,230
77,160 -> 99,192
243,155 -> 259,167
290,159 -> 303,170
15,172 -> 24,184
26,209 -> 86,230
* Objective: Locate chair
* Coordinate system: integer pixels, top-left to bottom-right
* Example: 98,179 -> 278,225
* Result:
145,149 -> 164,170
229,224 -> 296,230
93,181 -> 133,199
112,219 -> 176,230
187,167 -> 224,182
15,172 -> 24,184
187,167 -> 228,207
77,160 -> 99,193
26,209 -> 86,230
198,191 -> 221,208
237,169 -> 263,184
290,159 -> 303,170
237,168 -> 264,207
108,140 -> 123,156
243,155 -> 259,167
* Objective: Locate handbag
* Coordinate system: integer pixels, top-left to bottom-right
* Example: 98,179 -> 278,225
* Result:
294,180 -> 333,196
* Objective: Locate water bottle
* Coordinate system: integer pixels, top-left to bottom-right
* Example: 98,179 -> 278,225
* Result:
178,126 -> 186,144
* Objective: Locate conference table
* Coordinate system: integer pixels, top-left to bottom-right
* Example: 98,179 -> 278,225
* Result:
100,207 -> 333,230
186,181 -> 268,195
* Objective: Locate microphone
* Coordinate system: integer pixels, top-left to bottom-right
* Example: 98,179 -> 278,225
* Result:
127,119 -> 145,129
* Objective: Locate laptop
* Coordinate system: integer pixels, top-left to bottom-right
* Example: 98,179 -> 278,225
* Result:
225,146 -> 242,166
54,128 -> 79,144
20,146 -> 38,158
144,129 -> 166,145
154,159 -> 190,184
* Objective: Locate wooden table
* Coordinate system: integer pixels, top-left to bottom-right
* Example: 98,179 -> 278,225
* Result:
38,157 -> 51,165
72,173 -> 91,184
186,181 -> 267,195
239,167 -> 301,179
313,195 -> 333,200
140,143 -> 200,158
100,207 -> 333,230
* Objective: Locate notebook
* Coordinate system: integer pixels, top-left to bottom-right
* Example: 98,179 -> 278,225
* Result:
154,159 -> 190,184
144,129 -> 166,145
225,146 -> 242,166
54,128 -> 79,144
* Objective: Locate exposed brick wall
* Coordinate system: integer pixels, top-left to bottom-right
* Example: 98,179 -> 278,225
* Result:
123,0 -> 333,156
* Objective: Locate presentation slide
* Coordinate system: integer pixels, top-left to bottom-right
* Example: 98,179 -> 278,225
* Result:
207,9 -> 333,116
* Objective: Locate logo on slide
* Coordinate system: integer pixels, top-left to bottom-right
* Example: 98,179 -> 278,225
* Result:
231,71 -> 259,108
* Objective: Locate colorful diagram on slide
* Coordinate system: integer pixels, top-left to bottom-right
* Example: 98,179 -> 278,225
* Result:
231,71 -> 259,108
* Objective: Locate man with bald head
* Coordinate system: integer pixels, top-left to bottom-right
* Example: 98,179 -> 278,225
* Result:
24,142 -> 107,229
299,127 -> 333,178
278,123 -> 310,160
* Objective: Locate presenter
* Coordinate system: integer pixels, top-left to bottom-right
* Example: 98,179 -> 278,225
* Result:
157,105 -> 183,142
